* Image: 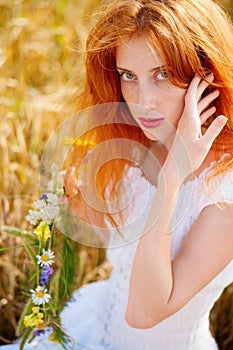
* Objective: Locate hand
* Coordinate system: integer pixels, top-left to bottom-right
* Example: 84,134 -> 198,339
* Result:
162,74 -> 227,184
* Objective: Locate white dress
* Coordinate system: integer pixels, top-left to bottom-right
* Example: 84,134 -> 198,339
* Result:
2,162 -> 233,350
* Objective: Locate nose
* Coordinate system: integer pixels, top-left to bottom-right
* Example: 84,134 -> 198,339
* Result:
137,83 -> 157,110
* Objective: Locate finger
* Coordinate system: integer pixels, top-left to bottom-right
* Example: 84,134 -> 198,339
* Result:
196,73 -> 214,100
200,106 -> 216,124
184,75 -> 202,117
198,89 -> 219,114
186,75 -> 201,99
202,116 -> 228,148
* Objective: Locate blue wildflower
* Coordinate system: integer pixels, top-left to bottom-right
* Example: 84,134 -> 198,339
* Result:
33,328 -> 46,336
39,266 -> 54,286
40,193 -> 48,201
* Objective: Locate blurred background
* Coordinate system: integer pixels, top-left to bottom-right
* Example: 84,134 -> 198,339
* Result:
0,0 -> 232,348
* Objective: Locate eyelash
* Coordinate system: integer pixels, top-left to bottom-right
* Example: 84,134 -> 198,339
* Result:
118,70 -> 169,82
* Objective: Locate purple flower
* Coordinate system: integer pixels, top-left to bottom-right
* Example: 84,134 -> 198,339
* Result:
39,193 -> 48,200
39,276 -> 49,286
39,266 -> 54,286
33,329 -> 46,336
44,266 -> 54,275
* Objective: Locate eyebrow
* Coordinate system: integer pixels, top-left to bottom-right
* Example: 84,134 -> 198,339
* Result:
116,65 -> 166,72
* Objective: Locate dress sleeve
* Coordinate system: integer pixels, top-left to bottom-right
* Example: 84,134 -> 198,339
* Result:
197,169 -> 233,213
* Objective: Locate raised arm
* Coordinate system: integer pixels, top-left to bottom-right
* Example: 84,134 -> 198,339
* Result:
125,75 -> 232,328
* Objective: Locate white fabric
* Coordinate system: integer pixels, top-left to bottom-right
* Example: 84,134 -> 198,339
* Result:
2,162 -> 233,350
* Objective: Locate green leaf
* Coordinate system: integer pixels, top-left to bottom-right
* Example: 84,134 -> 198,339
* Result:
2,226 -> 38,243
19,328 -> 33,350
50,321 -> 74,350
16,299 -> 33,336
24,242 -> 38,267
58,237 -> 77,306
0,245 -> 29,252
50,270 -> 60,311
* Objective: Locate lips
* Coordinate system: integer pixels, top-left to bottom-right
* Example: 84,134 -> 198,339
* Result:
138,117 -> 164,128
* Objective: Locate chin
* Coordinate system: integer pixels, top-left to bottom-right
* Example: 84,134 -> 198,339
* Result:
143,130 -> 158,141
143,129 -> 175,146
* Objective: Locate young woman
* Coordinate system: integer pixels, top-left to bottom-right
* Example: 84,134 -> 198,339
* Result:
3,0 -> 233,349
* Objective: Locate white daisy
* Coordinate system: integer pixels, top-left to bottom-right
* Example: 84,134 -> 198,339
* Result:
33,199 -> 45,209
30,286 -> 51,305
26,209 -> 41,225
36,249 -> 55,267
40,208 -> 53,225
46,193 -> 60,206
43,204 -> 60,221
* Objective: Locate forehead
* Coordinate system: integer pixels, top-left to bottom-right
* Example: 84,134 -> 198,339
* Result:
116,36 -> 164,69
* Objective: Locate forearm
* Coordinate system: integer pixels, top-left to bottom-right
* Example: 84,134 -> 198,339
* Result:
126,171 -> 180,328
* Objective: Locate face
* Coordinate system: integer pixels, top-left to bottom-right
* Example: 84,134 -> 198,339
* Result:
116,36 -> 187,143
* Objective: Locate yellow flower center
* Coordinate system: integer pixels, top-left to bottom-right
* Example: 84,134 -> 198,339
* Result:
37,291 -> 44,298
42,254 -> 49,262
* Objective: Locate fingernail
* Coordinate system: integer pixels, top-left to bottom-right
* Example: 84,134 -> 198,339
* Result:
218,115 -> 228,125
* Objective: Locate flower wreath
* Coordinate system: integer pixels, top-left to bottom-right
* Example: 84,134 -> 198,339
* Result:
3,167 -> 77,350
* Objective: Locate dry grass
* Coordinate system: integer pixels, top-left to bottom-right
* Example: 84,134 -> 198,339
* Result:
0,0 -> 232,348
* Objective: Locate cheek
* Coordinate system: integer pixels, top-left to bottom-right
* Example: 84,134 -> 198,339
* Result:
168,88 -> 186,123
121,83 -> 136,103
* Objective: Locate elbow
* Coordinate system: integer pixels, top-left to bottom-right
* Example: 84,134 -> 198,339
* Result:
125,305 -> 166,329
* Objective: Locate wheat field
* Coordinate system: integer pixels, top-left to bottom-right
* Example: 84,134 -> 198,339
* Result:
0,0 -> 232,348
